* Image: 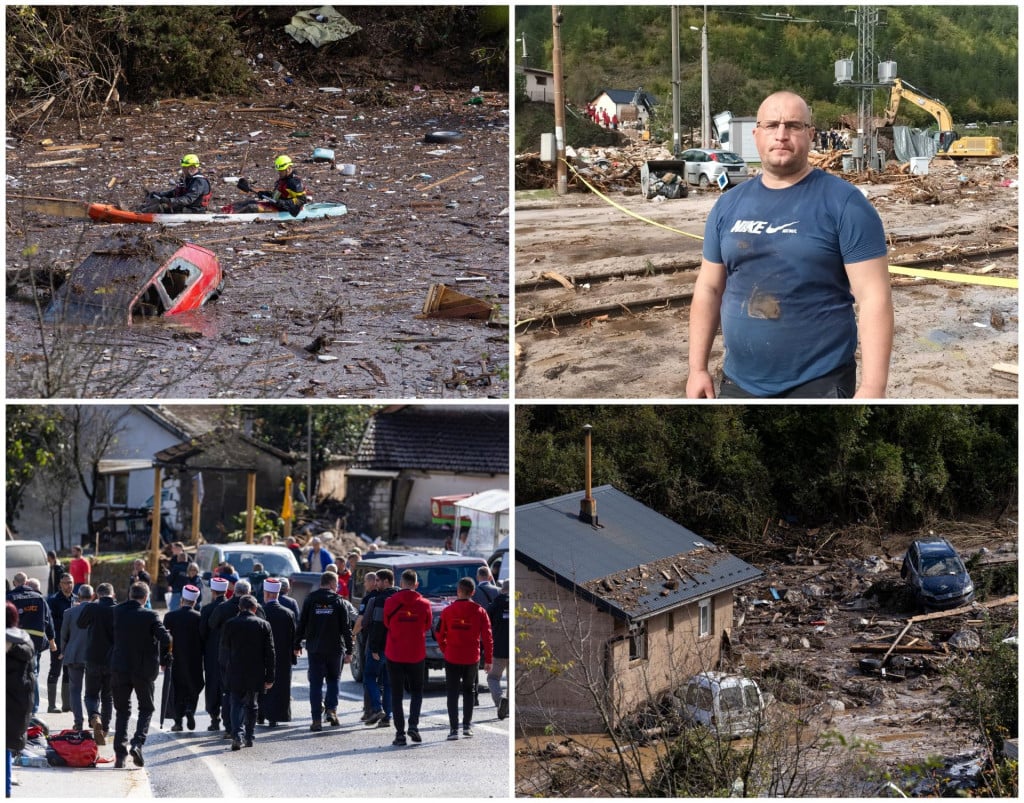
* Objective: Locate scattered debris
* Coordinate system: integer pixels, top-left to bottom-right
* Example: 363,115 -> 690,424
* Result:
419,283 -> 492,320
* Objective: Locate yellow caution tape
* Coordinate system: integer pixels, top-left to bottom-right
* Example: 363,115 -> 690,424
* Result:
887,265 -> 1018,288
564,160 -> 1018,289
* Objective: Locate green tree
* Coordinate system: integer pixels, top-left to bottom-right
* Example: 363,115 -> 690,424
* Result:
6,406 -> 61,530
249,405 -> 377,498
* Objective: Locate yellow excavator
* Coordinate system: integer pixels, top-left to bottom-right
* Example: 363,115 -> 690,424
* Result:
884,78 -> 1003,159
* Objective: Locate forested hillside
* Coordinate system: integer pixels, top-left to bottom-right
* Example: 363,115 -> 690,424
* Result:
516,6 -> 1017,128
516,406 -> 1018,554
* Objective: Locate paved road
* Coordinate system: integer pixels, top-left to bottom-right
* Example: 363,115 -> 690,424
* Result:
15,645 -> 509,798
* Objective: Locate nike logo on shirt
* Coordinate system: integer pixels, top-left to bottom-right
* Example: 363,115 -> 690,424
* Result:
730,220 -> 799,235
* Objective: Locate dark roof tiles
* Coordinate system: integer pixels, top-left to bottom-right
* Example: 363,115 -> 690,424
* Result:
353,405 -> 508,475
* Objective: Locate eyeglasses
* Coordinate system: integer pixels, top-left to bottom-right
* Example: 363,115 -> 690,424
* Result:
756,120 -> 813,133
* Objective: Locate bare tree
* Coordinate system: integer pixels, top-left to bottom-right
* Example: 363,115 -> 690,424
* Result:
61,406 -> 131,541
516,579 -> 886,797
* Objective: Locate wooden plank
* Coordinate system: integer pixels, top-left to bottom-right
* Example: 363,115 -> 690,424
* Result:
40,143 -> 102,153
25,157 -> 84,168
908,593 -> 1018,623
415,168 -> 471,192
850,643 -> 941,654
992,362 -> 1018,377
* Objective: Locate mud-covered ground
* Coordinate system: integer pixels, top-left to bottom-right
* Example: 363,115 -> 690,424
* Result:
6,70 -> 509,399
514,157 -> 1018,400
516,520 -> 1019,797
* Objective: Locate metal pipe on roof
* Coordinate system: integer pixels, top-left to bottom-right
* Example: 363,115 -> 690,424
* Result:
580,424 -> 598,524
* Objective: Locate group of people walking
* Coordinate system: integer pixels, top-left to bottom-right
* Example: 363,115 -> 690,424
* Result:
7,556 -> 508,773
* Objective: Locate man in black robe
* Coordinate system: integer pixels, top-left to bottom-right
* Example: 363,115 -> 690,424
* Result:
198,576 -> 229,731
164,584 -> 204,731
258,578 -> 296,726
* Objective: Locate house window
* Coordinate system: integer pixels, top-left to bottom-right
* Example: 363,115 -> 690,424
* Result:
98,473 -> 130,507
699,598 -> 712,637
535,76 -> 547,86
628,623 -> 648,661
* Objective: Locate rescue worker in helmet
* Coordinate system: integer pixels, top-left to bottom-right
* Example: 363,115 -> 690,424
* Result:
235,155 -> 309,217
140,154 -> 212,213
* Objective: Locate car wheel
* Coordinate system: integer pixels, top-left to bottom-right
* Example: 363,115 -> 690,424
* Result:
699,174 -> 711,188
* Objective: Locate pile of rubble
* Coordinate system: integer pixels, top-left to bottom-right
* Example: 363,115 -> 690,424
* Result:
516,142 -> 676,193
726,531 -> 1018,732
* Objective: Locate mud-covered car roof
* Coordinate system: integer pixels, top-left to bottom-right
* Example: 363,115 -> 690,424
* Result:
46,233 -> 215,324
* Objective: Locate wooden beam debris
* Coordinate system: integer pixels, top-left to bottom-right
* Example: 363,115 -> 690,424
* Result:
908,593 -> 1018,624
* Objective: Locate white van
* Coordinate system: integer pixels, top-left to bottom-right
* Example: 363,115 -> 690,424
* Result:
675,671 -> 767,739
5,540 -> 50,586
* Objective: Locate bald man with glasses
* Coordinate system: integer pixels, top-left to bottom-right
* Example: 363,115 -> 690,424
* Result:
687,90 -> 893,399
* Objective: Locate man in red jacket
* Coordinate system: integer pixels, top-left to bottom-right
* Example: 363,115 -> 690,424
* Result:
383,569 -> 433,747
437,578 -> 493,741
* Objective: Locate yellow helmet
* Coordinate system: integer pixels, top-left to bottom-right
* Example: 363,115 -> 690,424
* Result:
274,155 -> 294,171
181,154 -> 201,168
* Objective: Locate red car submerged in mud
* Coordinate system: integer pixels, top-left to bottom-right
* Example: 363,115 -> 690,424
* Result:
47,234 -> 223,325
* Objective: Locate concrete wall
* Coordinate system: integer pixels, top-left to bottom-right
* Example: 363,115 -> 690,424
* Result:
516,559 -> 733,733
524,71 -> 554,103
346,470 -> 509,540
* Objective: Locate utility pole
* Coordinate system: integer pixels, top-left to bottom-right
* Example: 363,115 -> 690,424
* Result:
671,6 -> 681,154
551,6 -> 567,195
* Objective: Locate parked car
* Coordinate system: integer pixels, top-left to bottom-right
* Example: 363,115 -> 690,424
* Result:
679,148 -> 751,188
349,551 -> 487,682
675,671 -> 767,739
5,540 -> 49,586
46,234 -> 223,325
194,544 -> 304,606
900,538 -> 975,611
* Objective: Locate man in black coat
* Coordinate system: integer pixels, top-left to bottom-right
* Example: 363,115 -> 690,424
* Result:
198,576 -> 229,732
7,601 -> 36,776
486,579 -> 510,719
46,574 -> 76,713
219,595 -> 275,750
258,578 -> 295,727
163,584 -> 204,731
6,572 -> 57,715
77,582 -> 116,745
277,578 -> 301,620
207,579 -> 265,740
295,571 -> 353,731
109,582 -> 171,769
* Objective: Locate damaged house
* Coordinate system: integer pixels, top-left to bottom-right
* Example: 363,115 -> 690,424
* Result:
516,437 -> 762,732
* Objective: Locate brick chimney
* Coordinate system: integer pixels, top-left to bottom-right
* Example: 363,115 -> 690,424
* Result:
579,424 -> 598,525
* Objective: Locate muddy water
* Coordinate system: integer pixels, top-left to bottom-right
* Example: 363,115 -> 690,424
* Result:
6,85 -> 510,399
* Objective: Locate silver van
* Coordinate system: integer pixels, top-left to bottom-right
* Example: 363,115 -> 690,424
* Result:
5,540 -> 50,586
676,671 -> 767,739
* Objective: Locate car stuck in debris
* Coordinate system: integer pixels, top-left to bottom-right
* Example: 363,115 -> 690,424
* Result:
46,234 -> 223,325
900,537 -> 975,611
674,671 -> 768,739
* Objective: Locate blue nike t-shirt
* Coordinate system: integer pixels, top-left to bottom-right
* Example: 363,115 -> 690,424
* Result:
702,169 -> 888,396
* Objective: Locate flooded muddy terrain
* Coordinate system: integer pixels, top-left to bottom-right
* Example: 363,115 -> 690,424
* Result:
7,76 -> 509,399
515,155 -> 1018,400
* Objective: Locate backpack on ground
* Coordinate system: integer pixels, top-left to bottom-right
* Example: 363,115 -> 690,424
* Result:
46,729 -> 99,767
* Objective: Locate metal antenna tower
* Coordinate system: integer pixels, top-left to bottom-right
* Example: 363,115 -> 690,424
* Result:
856,6 -> 881,171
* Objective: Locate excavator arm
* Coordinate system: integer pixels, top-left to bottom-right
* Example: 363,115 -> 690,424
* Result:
885,78 -> 954,132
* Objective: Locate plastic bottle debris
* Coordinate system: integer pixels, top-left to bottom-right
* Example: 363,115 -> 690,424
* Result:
15,754 -> 49,768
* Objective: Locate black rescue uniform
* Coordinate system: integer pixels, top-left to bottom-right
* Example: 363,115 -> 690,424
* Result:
147,172 -> 212,213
